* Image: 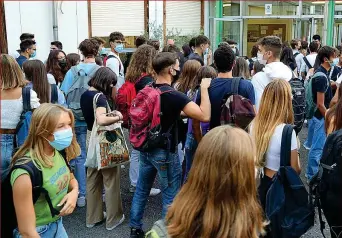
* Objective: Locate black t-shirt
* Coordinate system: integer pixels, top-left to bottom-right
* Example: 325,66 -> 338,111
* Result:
135,75 -> 154,93
196,78 -> 255,129
155,83 -> 191,152
188,52 -> 204,66
80,90 -> 108,130
312,66 -> 333,119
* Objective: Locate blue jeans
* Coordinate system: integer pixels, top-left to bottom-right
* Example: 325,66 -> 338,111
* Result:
13,218 -> 68,238
304,119 -> 314,149
306,117 -> 326,180
184,133 -> 198,179
70,126 -> 87,197
130,148 -> 182,229
1,134 -> 15,181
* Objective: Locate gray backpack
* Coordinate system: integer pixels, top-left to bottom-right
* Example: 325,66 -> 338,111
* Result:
65,65 -> 100,120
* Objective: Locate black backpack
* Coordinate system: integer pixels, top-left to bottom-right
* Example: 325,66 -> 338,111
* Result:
1,156 -> 65,237
309,129 -> 342,238
289,76 -> 306,135
266,125 -> 314,237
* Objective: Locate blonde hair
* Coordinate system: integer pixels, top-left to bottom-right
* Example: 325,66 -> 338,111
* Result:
0,54 -> 26,89
251,79 -> 294,167
166,126 -> 265,238
12,103 -> 80,168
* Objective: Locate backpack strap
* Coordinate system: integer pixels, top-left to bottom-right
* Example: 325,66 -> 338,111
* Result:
280,124 -> 294,167
303,57 -> 312,69
231,77 -> 240,95
50,84 -> 58,104
106,54 -> 122,72
88,65 -> 100,78
22,86 -> 31,112
294,52 -> 300,58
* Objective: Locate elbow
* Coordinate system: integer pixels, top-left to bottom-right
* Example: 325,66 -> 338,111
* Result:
201,114 -> 210,122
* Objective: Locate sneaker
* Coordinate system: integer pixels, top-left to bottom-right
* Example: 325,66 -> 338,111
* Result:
130,228 -> 145,238
86,212 -> 107,228
121,165 -> 125,169
106,214 -> 125,231
149,188 -> 161,196
77,196 -> 86,207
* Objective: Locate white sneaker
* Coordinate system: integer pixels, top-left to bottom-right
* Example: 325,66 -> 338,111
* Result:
149,188 -> 161,196
106,214 -> 125,231
86,212 -> 107,228
77,196 -> 86,207
121,165 -> 125,169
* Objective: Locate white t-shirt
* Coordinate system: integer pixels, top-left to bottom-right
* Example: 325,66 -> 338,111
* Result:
300,53 -> 317,80
106,52 -> 125,90
265,123 -> 298,171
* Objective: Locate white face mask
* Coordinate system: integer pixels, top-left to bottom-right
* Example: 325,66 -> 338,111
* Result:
257,52 -> 267,65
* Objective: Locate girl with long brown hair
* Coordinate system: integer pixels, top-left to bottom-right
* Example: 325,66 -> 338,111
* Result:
46,50 -> 69,85
174,60 -> 201,94
233,57 -> 251,79
251,79 -> 301,237
125,44 -> 160,196
23,60 -> 66,105
10,104 -> 80,237
147,126 -> 265,238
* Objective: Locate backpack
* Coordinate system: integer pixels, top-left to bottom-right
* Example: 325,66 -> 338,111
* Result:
309,129 -> 342,238
305,72 -> 329,119
289,76 -> 306,135
116,74 -> 148,129
266,125 -> 314,237
50,84 -> 58,104
220,78 -> 255,131
15,87 -> 32,147
1,157 -> 61,238
129,84 -> 173,152
146,220 -> 168,238
65,65 -> 100,120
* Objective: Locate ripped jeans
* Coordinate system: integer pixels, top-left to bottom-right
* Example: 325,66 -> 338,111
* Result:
129,148 -> 181,229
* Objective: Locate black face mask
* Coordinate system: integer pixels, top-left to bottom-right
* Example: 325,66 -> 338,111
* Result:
58,59 -> 67,69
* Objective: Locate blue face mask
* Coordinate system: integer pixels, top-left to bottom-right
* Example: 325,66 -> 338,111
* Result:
115,44 -> 124,53
204,48 -> 209,55
100,48 -> 107,55
333,58 -> 339,66
30,51 -> 36,58
48,128 -> 73,151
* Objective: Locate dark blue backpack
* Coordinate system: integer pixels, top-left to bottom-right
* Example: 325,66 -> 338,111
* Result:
15,87 -> 32,147
266,125 -> 314,237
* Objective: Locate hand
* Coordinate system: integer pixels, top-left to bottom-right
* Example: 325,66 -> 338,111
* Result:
200,78 -> 212,89
113,110 -> 123,120
58,189 -> 78,216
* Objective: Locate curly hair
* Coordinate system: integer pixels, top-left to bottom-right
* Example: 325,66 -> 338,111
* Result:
46,50 -> 68,84
78,39 -> 99,57
125,45 -> 158,83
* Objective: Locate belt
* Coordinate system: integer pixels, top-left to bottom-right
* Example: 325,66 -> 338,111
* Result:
0,129 -> 16,134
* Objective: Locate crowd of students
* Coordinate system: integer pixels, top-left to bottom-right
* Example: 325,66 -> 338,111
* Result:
1,30 -> 342,238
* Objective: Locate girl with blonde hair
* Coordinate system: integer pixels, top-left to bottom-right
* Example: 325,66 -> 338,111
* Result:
147,125 -> 265,238
251,79 -> 301,237
10,103 -> 80,237
0,54 -> 40,180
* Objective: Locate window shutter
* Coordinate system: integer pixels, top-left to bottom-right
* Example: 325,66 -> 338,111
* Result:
91,1 -> 144,37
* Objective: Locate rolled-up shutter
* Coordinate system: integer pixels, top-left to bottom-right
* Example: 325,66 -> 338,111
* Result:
166,1 -> 201,36
90,1 -> 144,37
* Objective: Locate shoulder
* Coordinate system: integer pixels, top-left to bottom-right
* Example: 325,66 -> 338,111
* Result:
10,168 -> 30,186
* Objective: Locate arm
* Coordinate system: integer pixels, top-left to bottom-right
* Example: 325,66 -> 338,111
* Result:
13,175 -> 40,238
59,174 -> 78,216
317,92 -> 327,116
182,78 -> 211,122
192,119 -> 202,143
330,86 -> 339,108
60,70 -> 73,93
95,107 -> 122,126
290,150 -> 301,175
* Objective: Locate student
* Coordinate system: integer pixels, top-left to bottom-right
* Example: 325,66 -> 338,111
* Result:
91,37 -> 106,57
301,40 -> 309,57
232,57 -> 251,79
129,52 -> 212,238
147,126 -> 265,238
11,33 -> 35,59
251,36 -> 292,111
226,39 -> 240,56
46,50 -> 69,85
16,39 -> 36,69
187,35 -> 210,66
300,41 -> 319,81
248,44 -> 259,72
124,44 -> 160,196
50,41 -> 63,51
61,38 -> 101,208
252,61 -> 265,77
162,44 -> 185,72
280,47 -> 298,74
182,44 -> 191,61
306,46 -> 335,181
0,54 -> 40,180
194,45 -> 255,136
66,53 -> 81,68
80,67 -> 125,231
251,79 -> 300,238
106,31 -> 125,90
123,35 -> 146,73
189,37 -> 196,52
135,36 -> 147,48
11,103 -> 80,238
313,35 -> 322,49
23,60 -> 66,105
290,39 -> 303,75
